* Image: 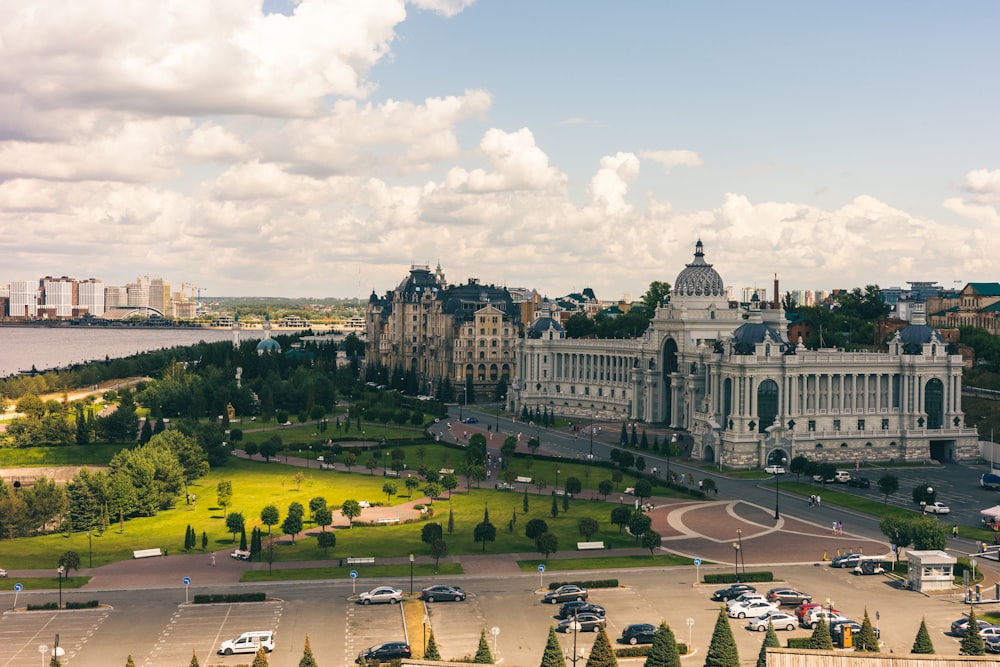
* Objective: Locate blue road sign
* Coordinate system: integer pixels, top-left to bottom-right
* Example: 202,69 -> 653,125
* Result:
350,570 -> 358,579
14,583 -> 22,591
693,558 -> 701,566
183,577 -> 191,585
538,564 -> 545,573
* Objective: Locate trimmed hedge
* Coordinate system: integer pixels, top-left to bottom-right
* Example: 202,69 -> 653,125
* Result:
615,644 -> 688,658
66,600 -> 100,609
548,579 -> 618,590
26,602 -> 59,610
703,572 -> 774,584
787,638 -> 811,649
193,592 -> 267,604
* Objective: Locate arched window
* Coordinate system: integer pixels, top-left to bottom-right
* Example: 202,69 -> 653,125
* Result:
925,378 -> 944,429
840,442 -> 848,448
815,443 -> 823,449
756,379 -> 779,433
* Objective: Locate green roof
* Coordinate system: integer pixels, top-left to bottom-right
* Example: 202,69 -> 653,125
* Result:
968,282 -> 1000,296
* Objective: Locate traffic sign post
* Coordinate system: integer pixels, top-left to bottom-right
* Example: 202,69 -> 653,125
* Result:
350,569 -> 358,594
183,577 -> 191,604
693,558 -> 701,583
13,582 -> 22,610
538,563 -> 545,589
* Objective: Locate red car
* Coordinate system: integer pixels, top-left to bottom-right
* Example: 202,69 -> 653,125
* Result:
795,602 -> 840,622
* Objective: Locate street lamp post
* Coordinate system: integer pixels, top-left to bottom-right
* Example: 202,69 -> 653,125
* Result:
737,527 -> 745,575
668,434 -> 677,483
732,543 -> 740,582
409,553 -> 414,595
589,418 -> 594,458
56,565 -> 65,608
555,468 -> 560,492
773,456 -> 787,521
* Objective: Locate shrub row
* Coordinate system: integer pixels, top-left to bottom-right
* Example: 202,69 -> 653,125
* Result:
547,579 -> 618,590
26,602 -> 59,610
703,572 -> 774,584
193,592 -> 266,604
66,600 -> 100,609
787,638 -> 812,649
614,643 -> 688,658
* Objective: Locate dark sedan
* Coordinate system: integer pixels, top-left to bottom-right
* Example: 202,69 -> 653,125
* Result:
558,601 -> 606,619
420,585 -> 466,602
543,585 -> 588,604
710,583 -> 756,601
356,642 -> 411,664
557,612 -> 605,633
620,623 -> 657,645
766,587 -> 812,606
847,477 -> 871,488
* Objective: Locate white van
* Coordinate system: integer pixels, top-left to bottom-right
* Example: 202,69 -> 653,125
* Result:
217,630 -> 274,655
834,470 -> 852,483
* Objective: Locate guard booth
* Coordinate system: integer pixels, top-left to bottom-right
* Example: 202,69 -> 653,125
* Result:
906,550 -> 957,592
839,624 -> 853,649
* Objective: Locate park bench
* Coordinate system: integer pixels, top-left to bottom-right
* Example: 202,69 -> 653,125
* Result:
577,541 -> 606,551
515,476 -> 533,484
347,556 -> 375,565
375,517 -> 400,525
133,548 -> 163,559
231,549 -> 251,560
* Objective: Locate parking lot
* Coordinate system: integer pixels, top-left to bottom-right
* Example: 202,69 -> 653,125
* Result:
0,608 -> 110,667
343,600 -> 406,665
144,601 -> 283,667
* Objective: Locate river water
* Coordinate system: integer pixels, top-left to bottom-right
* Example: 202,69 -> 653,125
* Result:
0,326 -> 246,377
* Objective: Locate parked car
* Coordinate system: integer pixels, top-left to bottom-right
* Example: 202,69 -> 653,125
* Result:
830,620 -> 879,640
766,588 -> 812,606
951,617 -> 995,636
979,626 -> 1000,640
420,585 -> 466,602
985,637 -> 1000,654
726,593 -> 767,611
924,501 -> 951,514
463,417 -> 478,424
764,465 -> 785,475
747,612 -> 798,632
217,631 -> 275,655
830,552 -> 863,568
729,600 -> 780,619
543,584 -> 588,604
557,612 -> 606,633
356,642 -> 411,663
711,584 -> 756,601
795,603 -> 841,622
358,586 -> 403,605
620,623 -> 658,645
801,608 -> 847,629
559,601 -> 606,619
847,477 -> 871,488
834,470 -> 852,483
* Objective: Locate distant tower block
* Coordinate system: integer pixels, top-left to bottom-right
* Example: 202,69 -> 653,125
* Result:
235,366 -> 242,389
232,312 -> 241,348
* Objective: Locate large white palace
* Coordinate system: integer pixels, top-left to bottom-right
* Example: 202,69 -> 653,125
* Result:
511,241 -> 980,468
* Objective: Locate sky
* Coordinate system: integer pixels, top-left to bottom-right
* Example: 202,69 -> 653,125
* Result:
2,1 -> 999,301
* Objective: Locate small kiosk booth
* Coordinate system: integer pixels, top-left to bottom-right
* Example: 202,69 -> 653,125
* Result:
905,550 -> 956,593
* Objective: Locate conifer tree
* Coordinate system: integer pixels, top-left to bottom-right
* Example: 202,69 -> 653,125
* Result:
911,617 -> 935,654
189,650 -> 200,667
540,627 -> 566,667
960,609 -> 986,655
251,646 -> 270,667
425,628 -> 441,661
755,621 -> 779,667
551,492 -> 559,517
585,626 -> 618,667
645,622 -> 680,667
240,525 -> 248,551
807,617 -> 833,650
125,656 -> 136,667
855,608 -> 879,652
474,627 -> 494,664
298,635 -> 318,667
448,507 -> 455,533
704,607 -> 739,667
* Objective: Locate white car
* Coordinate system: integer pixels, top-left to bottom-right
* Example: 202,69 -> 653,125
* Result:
217,631 -> 274,655
726,593 -> 767,612
801,608 -> 847,629
764,465 -> 785,475
924,501 -> 950,514
357,586 -> 403,605
747,612 -> 798,632
729,600 -> 779,619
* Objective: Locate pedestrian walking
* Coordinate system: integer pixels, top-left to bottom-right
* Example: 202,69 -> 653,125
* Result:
837,521 -> 843,535
952,524 -> 959,538
816,494 -> 821,507
832,521 -> 838,535
210,553 -> 216,566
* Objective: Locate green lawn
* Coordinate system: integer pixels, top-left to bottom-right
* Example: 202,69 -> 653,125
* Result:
781,482 -> 925,520
0,452 -> 660,569
0,576 -> 89,591
0,444 -> 131,467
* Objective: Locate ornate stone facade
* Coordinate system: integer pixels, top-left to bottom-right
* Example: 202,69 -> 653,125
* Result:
512,241 -> 979,468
